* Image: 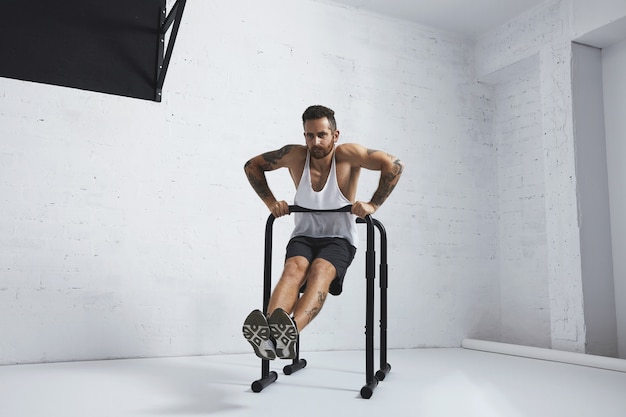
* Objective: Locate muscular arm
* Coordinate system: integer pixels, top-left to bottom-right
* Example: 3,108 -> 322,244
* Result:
368,149 -> 404,208
339,144 -> 404,218
244,145 -> 300,216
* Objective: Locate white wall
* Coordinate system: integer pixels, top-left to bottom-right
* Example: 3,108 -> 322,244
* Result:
473,0 -> 626,356
0,0 -> 499,364
572,43 -> 617,357
476,0 -> 587,352
570,0 -> 626,358
603,38 -> 626,358
480,55 -> 552,348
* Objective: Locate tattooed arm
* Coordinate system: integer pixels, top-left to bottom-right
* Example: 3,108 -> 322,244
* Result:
244,145 -> 304,217
338,143 -> 404,218
368,149 -> 404,207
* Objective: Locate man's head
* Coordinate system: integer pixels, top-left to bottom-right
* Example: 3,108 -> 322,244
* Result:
302,105 -> 339,159
302,105 -> 337,131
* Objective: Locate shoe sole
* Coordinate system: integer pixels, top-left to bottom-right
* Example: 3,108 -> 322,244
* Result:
269,309 -> 298,359
242,310 -> 276,360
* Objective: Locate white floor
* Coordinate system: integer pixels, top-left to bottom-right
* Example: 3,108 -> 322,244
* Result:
1,348 -> 625,417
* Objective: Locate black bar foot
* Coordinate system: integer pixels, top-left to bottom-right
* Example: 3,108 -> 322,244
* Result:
251,371 -> 278,393
360,377 -> 379,399
283,358 -> 307,375
375,363 -> 391,381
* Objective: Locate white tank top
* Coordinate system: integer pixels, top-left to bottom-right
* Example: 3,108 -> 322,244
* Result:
291,149 -> 358,248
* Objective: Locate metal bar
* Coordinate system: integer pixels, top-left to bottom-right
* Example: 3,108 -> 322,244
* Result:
161,0 -> 180,34
365,216 -> 376,383
375,218 -> 387,367
155,6 -> 166,102
264,210 -> 309,379
374,219 -> 391,381
288,204 -> 352,213
263,216 -> 275,317
361,215 -> 378,398
258,214 -> 276,381
155,0 -> 187,101
251,371 -> 277,393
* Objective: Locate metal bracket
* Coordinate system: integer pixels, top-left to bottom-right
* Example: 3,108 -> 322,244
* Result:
155,0 -> 187,102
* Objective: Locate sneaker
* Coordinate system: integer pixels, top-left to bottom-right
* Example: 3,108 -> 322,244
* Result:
242,310 -> 276,360
268,308 -> 299,359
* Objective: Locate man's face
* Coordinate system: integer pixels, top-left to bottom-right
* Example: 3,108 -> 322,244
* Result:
303,118 -> 338,159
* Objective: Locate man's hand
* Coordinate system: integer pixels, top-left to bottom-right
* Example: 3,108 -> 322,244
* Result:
269,200 -> 290,218
351,201 -> 378,219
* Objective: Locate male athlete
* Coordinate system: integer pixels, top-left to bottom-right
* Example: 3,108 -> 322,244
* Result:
242,105 -> 403,360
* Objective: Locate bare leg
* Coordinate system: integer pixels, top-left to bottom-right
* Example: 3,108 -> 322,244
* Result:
267,256 -> 309,318
292,258 -> 336,331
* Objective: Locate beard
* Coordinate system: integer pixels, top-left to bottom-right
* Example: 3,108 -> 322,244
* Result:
310,145 -> 333,159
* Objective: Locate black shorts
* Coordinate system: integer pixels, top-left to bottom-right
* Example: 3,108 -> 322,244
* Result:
285,235 -> 357,296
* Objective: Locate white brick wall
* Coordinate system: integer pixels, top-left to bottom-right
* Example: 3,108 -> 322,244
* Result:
475,0 -> 587,353
484,55 -> 551,347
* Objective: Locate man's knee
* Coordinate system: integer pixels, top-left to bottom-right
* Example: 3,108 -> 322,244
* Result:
306,259 -> 337,288
311,258 -> 336,276
280,256 -> 309,285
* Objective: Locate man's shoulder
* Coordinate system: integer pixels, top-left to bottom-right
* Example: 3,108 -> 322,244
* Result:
282,144 -> 307,152
273,144 -> 306,158
283,144 -> 307,158
278,144 -> 307,167
335,143 -> 366,159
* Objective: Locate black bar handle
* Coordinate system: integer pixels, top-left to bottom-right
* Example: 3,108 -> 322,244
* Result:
288,204 -> 353,214
265,204 -> 353,230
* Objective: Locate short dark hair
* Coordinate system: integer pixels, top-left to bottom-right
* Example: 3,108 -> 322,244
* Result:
302,105 -> 337,131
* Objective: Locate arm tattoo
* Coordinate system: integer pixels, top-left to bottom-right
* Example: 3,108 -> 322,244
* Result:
367,149 -> 404,175
371,155 -> 404,207
262,145 -> 295,167
246,170 -> 272,199
391,157 -> 404,175
245,145 -> 295,201
244,159 -> 273,199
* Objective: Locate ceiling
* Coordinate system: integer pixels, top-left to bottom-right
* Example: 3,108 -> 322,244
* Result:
323,0 -> 547,37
